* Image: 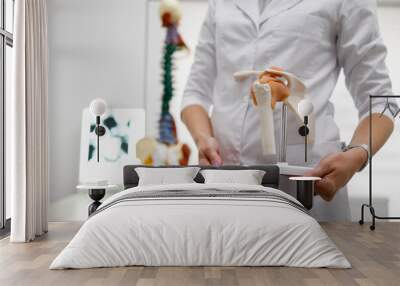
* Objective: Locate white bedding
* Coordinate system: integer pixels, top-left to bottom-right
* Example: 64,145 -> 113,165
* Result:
50,183 -> 350,269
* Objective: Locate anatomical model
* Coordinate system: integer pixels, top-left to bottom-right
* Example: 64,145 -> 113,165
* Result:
136,0 -> 191,166
234,68 -> 314,160
236,68 -> 319,208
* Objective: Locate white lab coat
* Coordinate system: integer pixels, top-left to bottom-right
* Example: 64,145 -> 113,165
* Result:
182,0 -> 396,221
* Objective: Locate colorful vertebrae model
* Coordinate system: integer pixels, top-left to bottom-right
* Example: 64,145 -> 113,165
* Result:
136,0 -> 191,166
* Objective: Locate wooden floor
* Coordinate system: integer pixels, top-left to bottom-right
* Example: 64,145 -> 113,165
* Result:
0,222 -> 399,286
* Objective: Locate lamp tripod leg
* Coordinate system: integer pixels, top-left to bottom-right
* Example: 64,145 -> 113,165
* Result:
97,130 -> 99,162
96,115 -> 101,162
303,116 -> 309,163
305,131 -> 307,162
370,206 -> 376,231
359,204 -> 366,225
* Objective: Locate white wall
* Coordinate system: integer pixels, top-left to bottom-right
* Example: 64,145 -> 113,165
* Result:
47,0 -> 147,202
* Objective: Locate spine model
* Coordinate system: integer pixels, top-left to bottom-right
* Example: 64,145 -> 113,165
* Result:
158,0 -> 187,146
159,43 -> 178,145
136,0 -> 191,166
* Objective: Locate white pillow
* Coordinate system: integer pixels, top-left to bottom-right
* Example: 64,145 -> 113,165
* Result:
200,169 -> 266,185
135,167 -> 200,186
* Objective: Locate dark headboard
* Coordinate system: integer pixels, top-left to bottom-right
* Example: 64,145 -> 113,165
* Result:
123,165 -> 280,189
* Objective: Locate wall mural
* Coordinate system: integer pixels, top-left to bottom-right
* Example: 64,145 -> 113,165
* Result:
136,0 -> 191,166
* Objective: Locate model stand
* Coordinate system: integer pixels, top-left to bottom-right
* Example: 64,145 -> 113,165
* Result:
359,95 -> 400,230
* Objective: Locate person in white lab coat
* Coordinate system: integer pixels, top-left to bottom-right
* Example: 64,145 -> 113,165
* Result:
181,0 -> 396,221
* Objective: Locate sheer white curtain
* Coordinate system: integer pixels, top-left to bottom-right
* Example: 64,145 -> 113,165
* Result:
10,0 -> 49,242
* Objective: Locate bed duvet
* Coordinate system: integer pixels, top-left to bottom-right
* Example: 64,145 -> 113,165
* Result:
50,183 -> 351,269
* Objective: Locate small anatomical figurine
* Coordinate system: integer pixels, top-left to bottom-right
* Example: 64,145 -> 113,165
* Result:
136,0 -> 191,166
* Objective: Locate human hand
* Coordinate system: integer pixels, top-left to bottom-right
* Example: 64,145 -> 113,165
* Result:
196,135 -> 223,166
305,148 -> 368,201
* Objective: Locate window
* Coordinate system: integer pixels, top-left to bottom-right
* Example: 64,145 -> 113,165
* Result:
0,0 -> 14,232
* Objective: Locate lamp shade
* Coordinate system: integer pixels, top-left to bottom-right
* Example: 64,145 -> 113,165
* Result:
89,98 -> 107,117
298,99 -> 314,117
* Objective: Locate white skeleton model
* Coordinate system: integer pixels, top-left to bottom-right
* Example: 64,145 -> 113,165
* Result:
234,69 -> 314,156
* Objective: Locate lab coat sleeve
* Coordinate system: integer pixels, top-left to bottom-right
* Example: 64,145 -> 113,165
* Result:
337,0 -> 398,121
181,0 -> 216,113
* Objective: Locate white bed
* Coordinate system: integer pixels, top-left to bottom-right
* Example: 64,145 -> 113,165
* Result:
50,183 -> 350,269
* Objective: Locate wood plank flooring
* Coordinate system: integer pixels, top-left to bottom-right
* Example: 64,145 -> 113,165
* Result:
0,222 -> 399,286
